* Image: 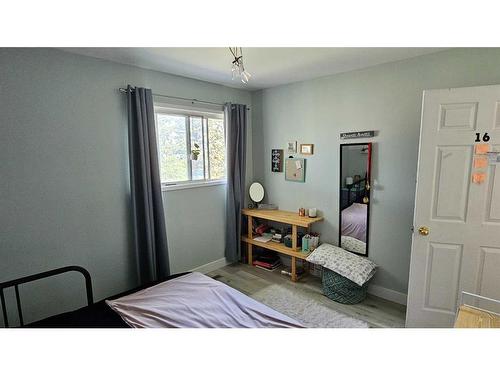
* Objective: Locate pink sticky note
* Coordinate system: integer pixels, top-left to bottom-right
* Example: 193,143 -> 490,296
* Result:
475,144 -> 490,155
474,156 -> 488,169
472,172 -> 486,184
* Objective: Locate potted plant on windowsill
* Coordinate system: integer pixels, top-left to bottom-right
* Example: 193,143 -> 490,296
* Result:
191,143 -> 201,161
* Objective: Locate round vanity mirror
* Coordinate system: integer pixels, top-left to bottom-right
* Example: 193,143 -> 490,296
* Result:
249,182 -> 265,203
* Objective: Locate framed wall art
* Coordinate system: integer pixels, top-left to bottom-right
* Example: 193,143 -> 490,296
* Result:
271,149 -> 283,172
300,144 -> 314,155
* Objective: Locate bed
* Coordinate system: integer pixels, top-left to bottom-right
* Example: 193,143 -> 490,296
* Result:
340,203 -> 367,243
0,266 -> 303,328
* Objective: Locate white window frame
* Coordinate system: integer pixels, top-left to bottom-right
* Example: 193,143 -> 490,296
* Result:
154,103 -> 226,191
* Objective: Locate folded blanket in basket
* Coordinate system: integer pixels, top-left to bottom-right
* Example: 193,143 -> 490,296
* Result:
306,243 -> 377,286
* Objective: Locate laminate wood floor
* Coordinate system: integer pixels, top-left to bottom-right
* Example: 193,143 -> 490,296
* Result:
207,263 -> 406,328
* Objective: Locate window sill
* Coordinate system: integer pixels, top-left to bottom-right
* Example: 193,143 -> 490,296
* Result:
161,180 -> 227,192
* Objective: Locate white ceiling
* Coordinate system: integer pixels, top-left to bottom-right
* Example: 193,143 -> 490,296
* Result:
61,47 -> 448,91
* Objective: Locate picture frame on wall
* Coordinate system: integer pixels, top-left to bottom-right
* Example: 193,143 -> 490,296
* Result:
271,149 -> 283,172
300,144 -> 314,155
285,158 -> 306,182
287,141 -> 297,154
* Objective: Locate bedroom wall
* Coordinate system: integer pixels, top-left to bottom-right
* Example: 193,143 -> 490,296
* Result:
252,48 -> 500,301
0,48 -> 252,326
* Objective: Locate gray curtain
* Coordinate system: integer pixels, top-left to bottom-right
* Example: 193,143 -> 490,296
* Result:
127,85 -> 170,284
224,103 -> 247,262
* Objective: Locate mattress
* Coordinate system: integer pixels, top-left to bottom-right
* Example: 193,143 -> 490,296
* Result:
106,272 -> 303,328
26,272 -> 303,328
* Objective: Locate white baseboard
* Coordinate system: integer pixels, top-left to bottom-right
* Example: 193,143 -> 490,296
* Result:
368,284 -> 408,306
190,257 -> 231,274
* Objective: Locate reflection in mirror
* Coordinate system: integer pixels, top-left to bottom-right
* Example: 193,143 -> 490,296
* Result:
339,143 -> 372,256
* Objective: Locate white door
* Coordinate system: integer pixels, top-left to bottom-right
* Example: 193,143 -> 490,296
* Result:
406,85 -> 500,328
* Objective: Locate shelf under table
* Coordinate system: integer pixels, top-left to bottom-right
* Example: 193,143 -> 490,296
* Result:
241,236 -> 311,260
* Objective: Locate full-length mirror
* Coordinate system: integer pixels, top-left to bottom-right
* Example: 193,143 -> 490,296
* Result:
339,143 -> 372,256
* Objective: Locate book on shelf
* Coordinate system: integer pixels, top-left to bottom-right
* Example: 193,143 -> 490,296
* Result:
253,236 -> 271,243
253,260 -> 281,269
255,254 -> 280,261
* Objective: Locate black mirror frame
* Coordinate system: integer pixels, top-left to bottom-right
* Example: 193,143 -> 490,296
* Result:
338,142 -> 372,257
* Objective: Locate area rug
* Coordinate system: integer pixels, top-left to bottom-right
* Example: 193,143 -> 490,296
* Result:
251,284 -> 369,328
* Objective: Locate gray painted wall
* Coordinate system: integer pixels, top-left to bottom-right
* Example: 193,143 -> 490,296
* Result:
0,48 -> 251,325
251,48 -> 500,294
164,184 -> 226,274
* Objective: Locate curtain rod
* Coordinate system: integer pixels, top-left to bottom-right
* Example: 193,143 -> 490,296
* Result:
119,87 -> 250,110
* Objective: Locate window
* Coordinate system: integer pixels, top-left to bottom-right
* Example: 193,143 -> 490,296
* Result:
155,106 -> 226,187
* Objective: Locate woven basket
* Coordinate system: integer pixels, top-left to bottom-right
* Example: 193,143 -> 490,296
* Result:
322,268 -> 368,304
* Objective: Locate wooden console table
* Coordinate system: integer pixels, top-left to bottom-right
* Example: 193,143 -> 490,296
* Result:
241,209 -> 323,282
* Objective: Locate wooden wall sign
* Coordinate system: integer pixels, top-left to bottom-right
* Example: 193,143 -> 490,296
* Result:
271,149 -> 283,172
340,130 -> 375,140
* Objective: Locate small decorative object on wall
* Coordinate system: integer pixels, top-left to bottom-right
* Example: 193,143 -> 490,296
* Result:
285,158 -> 306,182
287,141 -> 297,154
300,144 -> 314,155
340,130 -> 375,140
271,149 -> 283,172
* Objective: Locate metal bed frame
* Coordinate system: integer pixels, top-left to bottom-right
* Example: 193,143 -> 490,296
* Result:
342,176 -> 367,210
0,266 -> 93,328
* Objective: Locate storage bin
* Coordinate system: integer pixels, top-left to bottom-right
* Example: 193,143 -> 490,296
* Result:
322,268 -> 368,304
309,263 -> 323,278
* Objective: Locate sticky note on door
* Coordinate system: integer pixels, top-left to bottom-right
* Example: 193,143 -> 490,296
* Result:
474,156 -> 488,169
475,144 -> 490,155
295,160 -> 302,170
472,172 -> 486,184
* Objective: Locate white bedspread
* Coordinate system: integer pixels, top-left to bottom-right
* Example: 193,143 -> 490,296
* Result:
106,272 -> 304,328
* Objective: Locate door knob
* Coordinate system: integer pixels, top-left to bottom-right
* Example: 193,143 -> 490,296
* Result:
418,226 -> 430,236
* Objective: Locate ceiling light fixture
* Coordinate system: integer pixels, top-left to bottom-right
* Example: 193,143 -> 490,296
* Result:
229,47 -> 251,84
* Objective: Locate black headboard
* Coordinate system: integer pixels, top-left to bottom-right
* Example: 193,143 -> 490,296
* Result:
0,266 -> 93,328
